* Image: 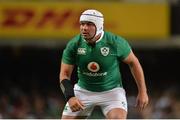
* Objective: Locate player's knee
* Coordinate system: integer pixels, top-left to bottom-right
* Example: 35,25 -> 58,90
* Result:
106,108 -> 127,119
107,114 -> 126,119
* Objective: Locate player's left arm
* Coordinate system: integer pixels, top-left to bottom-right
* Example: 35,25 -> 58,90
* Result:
123,50 -> 149,110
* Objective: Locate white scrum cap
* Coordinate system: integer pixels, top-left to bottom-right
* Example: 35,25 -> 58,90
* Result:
80,9 -> 104,36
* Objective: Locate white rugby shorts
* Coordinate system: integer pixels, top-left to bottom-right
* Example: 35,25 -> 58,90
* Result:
62,84 -> 128,117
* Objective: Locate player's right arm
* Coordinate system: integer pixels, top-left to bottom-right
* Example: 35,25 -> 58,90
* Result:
59,62 -> 74,81
59,62 -> 85,112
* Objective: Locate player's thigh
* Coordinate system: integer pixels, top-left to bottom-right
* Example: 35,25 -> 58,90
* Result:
106,108 -> 127,119
99,87 -> 128,118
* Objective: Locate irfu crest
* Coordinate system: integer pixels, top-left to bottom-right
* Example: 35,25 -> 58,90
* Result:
100,47 -> 109,56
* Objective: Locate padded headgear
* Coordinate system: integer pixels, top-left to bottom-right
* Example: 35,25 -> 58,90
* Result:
80,9 -> 104,37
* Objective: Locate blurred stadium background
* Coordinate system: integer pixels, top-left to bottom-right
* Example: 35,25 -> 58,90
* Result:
0,0 -> 180,119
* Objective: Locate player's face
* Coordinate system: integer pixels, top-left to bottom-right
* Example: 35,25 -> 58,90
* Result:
80,21 -> 96,42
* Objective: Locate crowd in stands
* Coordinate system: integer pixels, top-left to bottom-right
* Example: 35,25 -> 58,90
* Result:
0,88 -> 63,119
0,46 -> 179,119
0,86 -> 179,119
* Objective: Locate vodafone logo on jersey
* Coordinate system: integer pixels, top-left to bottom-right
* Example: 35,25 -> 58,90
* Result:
87,62 -> 100,72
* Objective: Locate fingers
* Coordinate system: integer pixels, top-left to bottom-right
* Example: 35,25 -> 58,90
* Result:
69,98 -> 85,112
70,105 -> 84,112
135,93 -> 149,111
70,105 -> 82,112
135,99 -> 148,111
78,99 -> 85,110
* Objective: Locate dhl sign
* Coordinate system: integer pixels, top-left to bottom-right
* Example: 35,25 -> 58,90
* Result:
0,2 -> 170,39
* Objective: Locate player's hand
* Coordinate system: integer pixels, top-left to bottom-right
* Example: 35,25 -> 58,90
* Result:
68,97 -> 85,112
135,92 -> 149,111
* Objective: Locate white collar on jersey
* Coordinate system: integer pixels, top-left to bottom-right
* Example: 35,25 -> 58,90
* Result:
83,31 -> 104,43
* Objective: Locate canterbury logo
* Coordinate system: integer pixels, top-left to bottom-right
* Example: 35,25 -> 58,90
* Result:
77,48 -> 86,55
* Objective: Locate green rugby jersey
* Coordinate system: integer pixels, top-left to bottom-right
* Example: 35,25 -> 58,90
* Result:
62,31 -> 131,92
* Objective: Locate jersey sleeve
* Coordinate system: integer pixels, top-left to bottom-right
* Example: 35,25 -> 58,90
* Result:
116,36 -> 131,60
62,40 -> 77,65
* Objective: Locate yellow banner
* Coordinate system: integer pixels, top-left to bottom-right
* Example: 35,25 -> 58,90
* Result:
0,2 -> 170,39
